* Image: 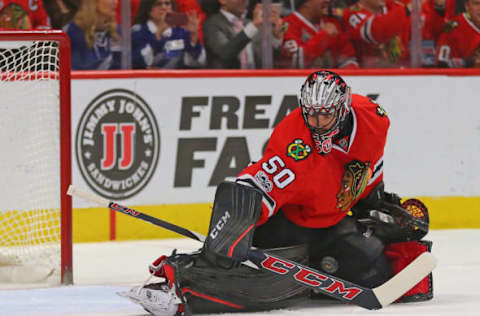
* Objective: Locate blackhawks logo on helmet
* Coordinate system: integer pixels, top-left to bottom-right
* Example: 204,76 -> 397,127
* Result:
287,139 -> 312,161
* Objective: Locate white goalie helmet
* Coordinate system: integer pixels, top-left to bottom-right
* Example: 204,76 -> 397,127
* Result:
299,70 -> 352,154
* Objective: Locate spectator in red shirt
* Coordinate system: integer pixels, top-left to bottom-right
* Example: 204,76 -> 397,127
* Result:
423,0 -> 448,42
342,0 -> 412,67
420,0 -> 448,66
279,0 -> 358,68
436,0 -> 480,67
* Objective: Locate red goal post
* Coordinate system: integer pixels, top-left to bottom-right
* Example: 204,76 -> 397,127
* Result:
0,30 -> 72,285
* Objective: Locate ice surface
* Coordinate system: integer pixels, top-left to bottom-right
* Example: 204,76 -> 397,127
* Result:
0,230 -> 479,316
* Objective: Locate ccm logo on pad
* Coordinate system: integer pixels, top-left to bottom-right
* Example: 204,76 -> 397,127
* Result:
209,211 -> 230,239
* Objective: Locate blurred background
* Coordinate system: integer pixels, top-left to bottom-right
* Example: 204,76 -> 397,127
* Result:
0,0 -> 477,70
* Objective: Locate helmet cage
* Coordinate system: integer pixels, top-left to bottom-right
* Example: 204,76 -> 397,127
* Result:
299,71 -> 352,154
299,71 -> 351,137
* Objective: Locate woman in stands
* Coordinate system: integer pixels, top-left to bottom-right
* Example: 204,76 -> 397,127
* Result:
131,0 -> 205,69
64,0 -> 121,70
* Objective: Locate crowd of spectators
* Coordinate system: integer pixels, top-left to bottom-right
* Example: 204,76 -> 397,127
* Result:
0,0 -> 479,69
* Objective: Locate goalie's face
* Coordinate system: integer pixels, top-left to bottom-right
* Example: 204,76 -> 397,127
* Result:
306,112 -> 337,134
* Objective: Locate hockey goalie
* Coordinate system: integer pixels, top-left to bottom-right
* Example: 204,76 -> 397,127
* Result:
119,70 -> 433,315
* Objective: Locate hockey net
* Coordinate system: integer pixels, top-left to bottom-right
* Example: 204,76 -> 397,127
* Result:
0,31 -> 72,286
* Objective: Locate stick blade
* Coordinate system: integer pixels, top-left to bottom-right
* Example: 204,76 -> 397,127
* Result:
66,185 -> 75,197
373,252 -> 437,307
66,185 -> 110,206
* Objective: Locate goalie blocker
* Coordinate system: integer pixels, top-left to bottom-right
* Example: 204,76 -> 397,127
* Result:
202,181 -> 262,268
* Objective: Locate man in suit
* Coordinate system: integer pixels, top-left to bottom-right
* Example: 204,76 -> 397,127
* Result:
203,0 -> 284,68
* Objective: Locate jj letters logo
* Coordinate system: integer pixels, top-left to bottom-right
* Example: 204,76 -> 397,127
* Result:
76,89 -> 160,200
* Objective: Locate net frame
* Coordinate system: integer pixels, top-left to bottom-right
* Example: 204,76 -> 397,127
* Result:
0,30 -> 72,285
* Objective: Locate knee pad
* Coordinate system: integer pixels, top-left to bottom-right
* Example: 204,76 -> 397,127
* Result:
384,240 -> 433,302
175,244 -> 311,313
310,217 -> 393,288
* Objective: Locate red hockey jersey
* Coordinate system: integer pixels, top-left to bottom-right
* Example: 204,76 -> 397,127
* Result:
279,12 -> 358,68
436,13 -> 480,67
0,0 -> 50,30
237,95 -> 390,228
342,0 -> 410,67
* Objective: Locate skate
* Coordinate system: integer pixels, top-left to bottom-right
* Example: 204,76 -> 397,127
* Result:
118,282 -> 181,316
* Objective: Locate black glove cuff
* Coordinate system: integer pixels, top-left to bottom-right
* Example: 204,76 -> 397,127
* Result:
384,191 -> 401,205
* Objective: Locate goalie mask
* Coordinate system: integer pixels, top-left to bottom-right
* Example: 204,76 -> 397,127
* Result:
299,70 -> 351,154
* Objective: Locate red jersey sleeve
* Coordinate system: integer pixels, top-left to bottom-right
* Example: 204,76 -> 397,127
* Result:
363,2 -> 409,44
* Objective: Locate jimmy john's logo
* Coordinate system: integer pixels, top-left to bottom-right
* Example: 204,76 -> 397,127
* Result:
76,89 -> 160,200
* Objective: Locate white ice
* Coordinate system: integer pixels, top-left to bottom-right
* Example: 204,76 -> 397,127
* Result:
0,229 -> 479,316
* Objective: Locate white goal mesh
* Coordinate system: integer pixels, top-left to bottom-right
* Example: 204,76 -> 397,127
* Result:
0,31 -> 72,286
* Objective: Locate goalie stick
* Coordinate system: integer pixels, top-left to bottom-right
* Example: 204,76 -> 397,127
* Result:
67,185 -> 436,310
